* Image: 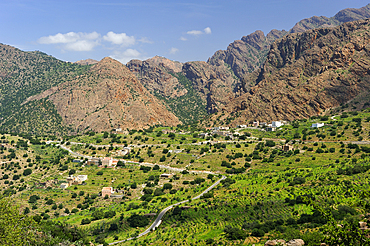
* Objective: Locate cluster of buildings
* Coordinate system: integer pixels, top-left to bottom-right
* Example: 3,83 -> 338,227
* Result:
250,121 -> 285,132
86,157 -> 125,168
60,175 -> 88,189
200,126 -> 234,139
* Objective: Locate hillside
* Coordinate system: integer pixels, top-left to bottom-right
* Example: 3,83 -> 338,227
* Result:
127,4 -> 370,119
2,109 -> 370,245
0,43 -> 90,135
0,48 -> 180,134
27,57 -> 181,133
206,19 -> 370,126
210,4 -> 370,84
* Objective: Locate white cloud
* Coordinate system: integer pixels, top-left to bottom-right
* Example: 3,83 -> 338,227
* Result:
38,32 -> 100,51
110,49 -> 146,64
169,47 -> 179,54
187,30 -> 203,35
204,27 -> 211,34
180,36 -> 187,41
103,31 -> 135,46
38,32 -> 100,44
138,37 -> 153,44
65,40 -> 98,51
38,31 -> 149,55
186,27 -> 212,36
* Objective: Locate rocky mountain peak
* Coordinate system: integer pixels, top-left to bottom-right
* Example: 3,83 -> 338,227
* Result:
145,56 -> 183,73
92,57 -> 136,80
74,58 -> 98,65
241,30 -> 266,50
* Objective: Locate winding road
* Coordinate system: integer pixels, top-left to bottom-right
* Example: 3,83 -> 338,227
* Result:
50,141 -> 227,245
108,175 -> 226,245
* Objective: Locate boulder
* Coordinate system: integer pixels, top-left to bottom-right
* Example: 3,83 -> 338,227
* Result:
286,239 -> 304,246
265,239 -> 286,246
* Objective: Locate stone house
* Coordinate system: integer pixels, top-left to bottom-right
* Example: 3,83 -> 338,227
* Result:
102,187 -> 114,198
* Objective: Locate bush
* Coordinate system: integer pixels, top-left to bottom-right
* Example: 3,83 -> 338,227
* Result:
153,164 -> 160,170
265,140 -> 275,147
127,214 -> 149,227
23,168 -> 32,176
224,226 -> 248,240
81,218 -> 91,225
316,148 -> 324,153
163,183 -> 173,190
68,169 -> 76,176
109,223 -> 118,231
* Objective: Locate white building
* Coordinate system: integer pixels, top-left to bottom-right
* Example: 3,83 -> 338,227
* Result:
77,175 -> 88,182
312,123 -> 324,128
272,121 -> 283,128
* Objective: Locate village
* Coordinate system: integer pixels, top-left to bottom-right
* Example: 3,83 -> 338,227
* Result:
51,119 -> 327,198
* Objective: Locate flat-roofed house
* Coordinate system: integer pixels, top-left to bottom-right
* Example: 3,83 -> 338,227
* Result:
102,187 -> 113,198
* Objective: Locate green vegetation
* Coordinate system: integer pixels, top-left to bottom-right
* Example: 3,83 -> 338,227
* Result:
152,72 -> 208,124
0,45 -> 90,134
2,109 -> 370,245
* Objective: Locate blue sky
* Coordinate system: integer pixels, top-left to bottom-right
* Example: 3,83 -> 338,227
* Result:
1,0 -> 369,64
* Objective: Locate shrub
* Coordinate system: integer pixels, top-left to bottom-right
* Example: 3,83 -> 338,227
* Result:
23,168 -> 32,176
224,226 -> 248,239
81,218 -> 91,225
163,183 -> 173,190
127,214 -> 149,227
153,164 -> 160,170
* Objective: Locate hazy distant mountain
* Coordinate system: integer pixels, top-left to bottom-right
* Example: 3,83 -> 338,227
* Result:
74,59 -> 99,65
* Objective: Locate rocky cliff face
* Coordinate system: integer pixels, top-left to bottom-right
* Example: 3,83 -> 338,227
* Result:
290,4 -> 370,33
127,57 -> 208,123
26,57 -> 180,132
208,29 -> 287,81
127,56 -> 187,99
208,4 -> 370,86
215,19 -> 370,125
182,61 -> 240,114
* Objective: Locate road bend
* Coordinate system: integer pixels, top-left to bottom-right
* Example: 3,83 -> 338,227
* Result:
108,175 -> 226,245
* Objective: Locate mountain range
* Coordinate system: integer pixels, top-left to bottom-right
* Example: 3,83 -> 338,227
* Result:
1,4 -> 370,135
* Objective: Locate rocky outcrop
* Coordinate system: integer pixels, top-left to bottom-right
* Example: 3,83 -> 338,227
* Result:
265,239 -> 304,246
290,4 -> 370,33
208,30 -> 287,81
208,4 -> 370,86
27,57 -> 180,132
217,19 -> 370,124
74,59 -> 99,65
126,57 -> 187,98
182,61 -> 240,113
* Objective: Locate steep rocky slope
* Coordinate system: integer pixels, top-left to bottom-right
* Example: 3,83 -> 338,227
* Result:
182,61 -> 241,114
210,19 -> 370,125
209,4 -> 370,86
0,43 -> 90,134
28,57 -> 180,133
127,56 -> 186,99
290,4 -> 370,33
127,57 -> 208,123
133,4 -> 370,120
